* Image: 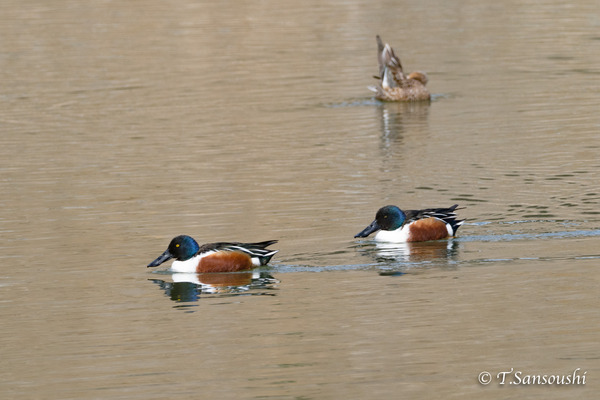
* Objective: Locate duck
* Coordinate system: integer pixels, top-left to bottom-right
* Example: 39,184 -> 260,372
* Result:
355,205 -> 464,242
369,35 -> 431,102
147,235 -> 278,273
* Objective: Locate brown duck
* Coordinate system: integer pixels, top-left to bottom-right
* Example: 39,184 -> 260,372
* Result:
369,35 -> 431,102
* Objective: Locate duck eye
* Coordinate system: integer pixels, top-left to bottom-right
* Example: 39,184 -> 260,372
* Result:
175,244 -> 180,248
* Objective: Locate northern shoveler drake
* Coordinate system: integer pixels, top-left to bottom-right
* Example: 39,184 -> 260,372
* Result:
355,205 -> 464,243
369,35 -> 431,102
147,235 -> 278,273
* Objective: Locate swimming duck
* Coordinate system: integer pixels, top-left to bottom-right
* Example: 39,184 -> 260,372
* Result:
147,235 -> 278,273
355,205 -> 464,242
369,35 -> 431,102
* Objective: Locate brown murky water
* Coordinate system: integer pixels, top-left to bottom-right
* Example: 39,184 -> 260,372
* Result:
1,1 -> 599,399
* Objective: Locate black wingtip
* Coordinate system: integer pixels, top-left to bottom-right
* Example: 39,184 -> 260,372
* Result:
256,240 -> 278,248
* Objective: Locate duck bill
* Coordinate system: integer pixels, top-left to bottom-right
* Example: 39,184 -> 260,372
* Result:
147,250 -> 173,268
354,220 -> 381,238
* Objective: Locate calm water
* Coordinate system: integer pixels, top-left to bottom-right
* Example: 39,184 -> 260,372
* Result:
1,0 -> 599,399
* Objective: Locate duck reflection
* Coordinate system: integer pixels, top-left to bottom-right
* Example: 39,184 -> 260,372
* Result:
377,101 -> 430,149
150,271 -> 278,302
377,240 -> 458,261
357,240 -> 459,270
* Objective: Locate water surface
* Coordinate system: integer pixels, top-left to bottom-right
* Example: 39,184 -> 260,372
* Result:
1,0 -> 599,398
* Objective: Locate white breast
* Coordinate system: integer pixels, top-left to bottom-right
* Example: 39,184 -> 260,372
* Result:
170,251 -> 215,273
374,226 -> 410,243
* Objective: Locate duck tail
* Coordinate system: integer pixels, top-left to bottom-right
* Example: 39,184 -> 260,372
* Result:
442,205 -> 465,236
240,240 -> 279,266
